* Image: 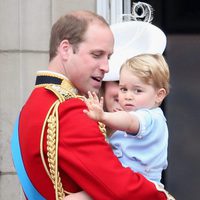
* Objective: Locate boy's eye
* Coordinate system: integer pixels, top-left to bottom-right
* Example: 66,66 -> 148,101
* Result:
120,88 -> 127,92
134,89 -> 143,94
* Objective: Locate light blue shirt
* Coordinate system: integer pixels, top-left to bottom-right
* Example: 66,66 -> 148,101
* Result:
109,107 -> 168,184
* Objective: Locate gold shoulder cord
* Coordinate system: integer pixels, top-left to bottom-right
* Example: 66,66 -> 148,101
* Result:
98,122 -> 107,140
40,83 -> 76,199
40,100 -> 66,200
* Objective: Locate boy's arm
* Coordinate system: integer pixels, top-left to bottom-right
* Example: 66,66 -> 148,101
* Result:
84,91 -> 139,133
101,110 -> 139,133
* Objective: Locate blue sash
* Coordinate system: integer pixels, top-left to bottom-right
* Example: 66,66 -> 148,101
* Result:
11,115 -> 45,200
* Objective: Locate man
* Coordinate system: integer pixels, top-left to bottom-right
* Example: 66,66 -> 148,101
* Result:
11,10 -> 169,200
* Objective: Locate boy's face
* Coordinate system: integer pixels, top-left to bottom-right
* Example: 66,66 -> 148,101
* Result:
118,67 -> 162,111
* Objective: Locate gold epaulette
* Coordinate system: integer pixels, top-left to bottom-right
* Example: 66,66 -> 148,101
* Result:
45,78 -> 80,102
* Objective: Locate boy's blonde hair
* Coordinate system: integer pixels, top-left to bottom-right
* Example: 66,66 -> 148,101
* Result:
120,53 -> 170,95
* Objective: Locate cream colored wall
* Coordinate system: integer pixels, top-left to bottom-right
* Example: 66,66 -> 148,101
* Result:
0,0 -> 96,199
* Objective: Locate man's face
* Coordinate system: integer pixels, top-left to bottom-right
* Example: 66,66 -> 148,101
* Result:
65,23 -> 114,96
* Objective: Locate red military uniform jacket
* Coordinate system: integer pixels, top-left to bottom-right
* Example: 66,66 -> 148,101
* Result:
18,71 -> 170,200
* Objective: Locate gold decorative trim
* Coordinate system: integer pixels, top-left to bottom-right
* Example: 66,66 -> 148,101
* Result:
46,102 -> 65,199
154,182 -> 176,200
36,71 -> 67,80
39,77 -> 83,198
40,100 -> 72,199
35,71 -> 78,95
98,122 -> 107,141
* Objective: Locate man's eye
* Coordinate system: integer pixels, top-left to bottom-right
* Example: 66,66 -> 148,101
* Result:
108,54 -> 112,60
92,53 -> 102,58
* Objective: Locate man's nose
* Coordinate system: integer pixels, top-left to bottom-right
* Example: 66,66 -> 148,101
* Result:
100,58 -> 109,73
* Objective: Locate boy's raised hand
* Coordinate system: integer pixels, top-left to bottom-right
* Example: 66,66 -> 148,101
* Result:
83,91 -> 104,122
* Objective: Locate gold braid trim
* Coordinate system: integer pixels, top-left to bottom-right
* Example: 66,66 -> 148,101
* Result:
40,100 -> 70,199
153,182 -> 176,200
40,81 -> 79,198
48,102 -> 65,199
98,122 -> 107,141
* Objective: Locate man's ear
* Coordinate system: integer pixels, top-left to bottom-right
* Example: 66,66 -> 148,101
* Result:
156,88 -> 166,105
57,39 -> 71,60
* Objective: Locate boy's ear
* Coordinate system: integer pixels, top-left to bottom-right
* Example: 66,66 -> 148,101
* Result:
156,88 -> 166,104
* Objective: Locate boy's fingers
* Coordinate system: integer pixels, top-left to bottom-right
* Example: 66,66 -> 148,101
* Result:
100,97 -> 104,108
88,91 -> 93,99
92,92 -> 99,102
